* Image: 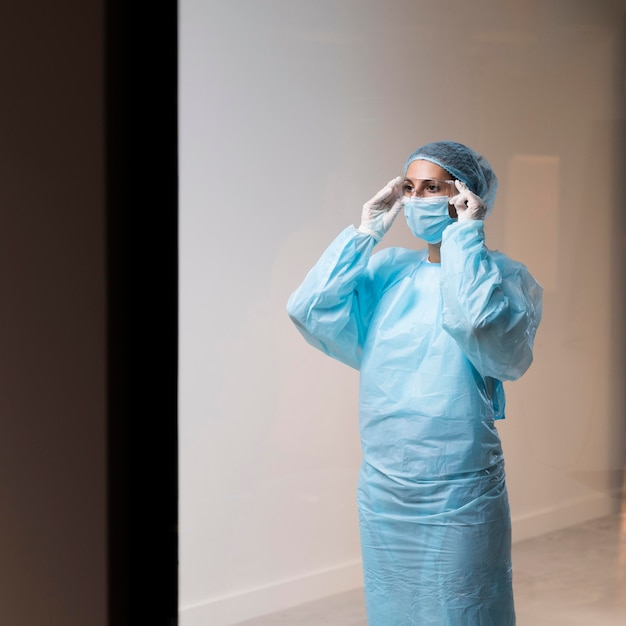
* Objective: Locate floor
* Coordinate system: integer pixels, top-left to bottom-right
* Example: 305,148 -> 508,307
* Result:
234,509 -> 626,625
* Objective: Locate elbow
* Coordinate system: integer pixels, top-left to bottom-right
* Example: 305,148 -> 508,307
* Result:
501,350 -> 533,381
286,291 -> 305,326
482,337 -> 535,382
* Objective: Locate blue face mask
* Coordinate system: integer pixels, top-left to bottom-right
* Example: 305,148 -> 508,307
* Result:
404,196 -> 456,243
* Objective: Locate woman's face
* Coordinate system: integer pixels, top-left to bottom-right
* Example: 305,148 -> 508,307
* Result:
404,159 -> 458,218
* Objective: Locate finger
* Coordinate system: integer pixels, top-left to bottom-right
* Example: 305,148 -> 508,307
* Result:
382,177 -> 406,207
449,193 -> 466,211
373,178 -> 400,201
474,204 -> 487,220
390,175 -> 404,191
384,176 -> 405,200
454,179 -> 468,194
367,189 -> 392,208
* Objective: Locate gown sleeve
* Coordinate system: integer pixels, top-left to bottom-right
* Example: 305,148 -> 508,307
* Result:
440,220 -> 543,381
286,226 -> 379,370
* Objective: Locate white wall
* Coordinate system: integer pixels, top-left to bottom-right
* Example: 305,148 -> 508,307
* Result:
179,1 -> 626,624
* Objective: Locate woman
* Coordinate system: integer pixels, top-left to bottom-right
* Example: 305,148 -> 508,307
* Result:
287,141 -> 542,625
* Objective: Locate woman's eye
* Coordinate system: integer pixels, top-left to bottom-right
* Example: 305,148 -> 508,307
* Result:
402,183 -> 414,195
426,184 -> 440,193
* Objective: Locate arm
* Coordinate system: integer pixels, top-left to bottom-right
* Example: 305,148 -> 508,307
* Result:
440,220 -> 543,381
286,177 -> 405,370
286,226 -> 378,370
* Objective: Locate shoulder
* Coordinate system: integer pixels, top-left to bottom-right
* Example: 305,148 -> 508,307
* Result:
490,250 -> 532,276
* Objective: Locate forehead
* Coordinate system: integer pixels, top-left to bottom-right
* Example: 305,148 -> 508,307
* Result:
405,159 -> 451,180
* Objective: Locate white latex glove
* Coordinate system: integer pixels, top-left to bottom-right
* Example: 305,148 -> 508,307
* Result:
449,180 -> 487,221
357,176 -> 404,241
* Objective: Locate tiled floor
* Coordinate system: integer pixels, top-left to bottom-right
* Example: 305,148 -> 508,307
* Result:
234,510 -> 626,625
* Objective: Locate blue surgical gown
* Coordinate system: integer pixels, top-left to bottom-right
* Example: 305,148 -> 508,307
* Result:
287,220 -> 542,626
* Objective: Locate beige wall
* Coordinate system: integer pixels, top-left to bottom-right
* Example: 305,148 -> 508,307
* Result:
179,1 -> 626,624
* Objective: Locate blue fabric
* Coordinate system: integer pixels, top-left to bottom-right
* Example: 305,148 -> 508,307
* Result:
404,196 -> 456,243
287,221 -> 542,625
404,141 -> 498,214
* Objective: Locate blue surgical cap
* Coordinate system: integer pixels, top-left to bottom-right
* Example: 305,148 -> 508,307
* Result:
403,141 -> 498,214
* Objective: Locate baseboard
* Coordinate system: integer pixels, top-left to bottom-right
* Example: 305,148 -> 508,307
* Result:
511,489 -> 622,544
180,491 -> 621,625
179,559 -> 364,626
